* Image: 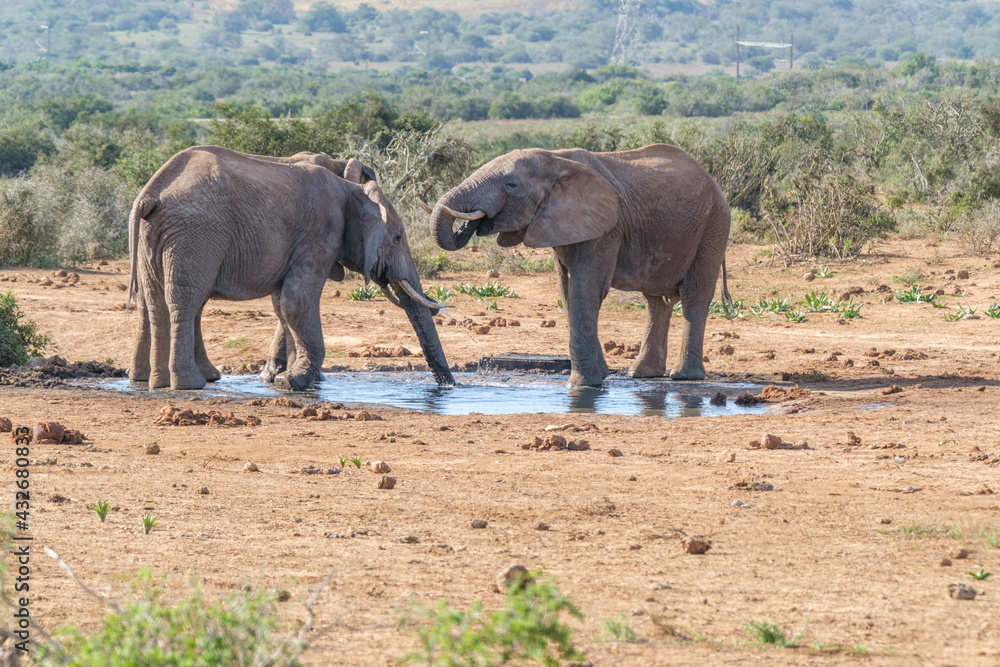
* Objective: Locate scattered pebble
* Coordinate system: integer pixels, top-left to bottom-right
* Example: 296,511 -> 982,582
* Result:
804,272 -> 816,281
710,392 -> 727,406
534,522 -> 549,531
276,590 -> 291,602
243,462 -> 259,472
377,475 -> 396,489
144,443 -> 160,455
957,269 -> 970,280
496,564 -> 533,592
369,460 -> 391,474
940,558 -> 952,567
396,535 -> 419,543
883,385 -> 903,395
198,487 -> 209,494
471,519 -> 488,529
681,538 -> 711,554
720,451 -> 736,463
948,582 -> 978,600
732,499 -> 751,508
751,481 -> 774,491
540,319 -> 556,328
607,448 -> 623,457
950,548 -> 969,560
627,475 -> 637,481
893,456 -> 906,463
761,433 -> 782,450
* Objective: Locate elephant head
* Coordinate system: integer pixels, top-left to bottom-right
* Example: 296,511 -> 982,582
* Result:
429,149 -> 621,251
340,159 -> 455,387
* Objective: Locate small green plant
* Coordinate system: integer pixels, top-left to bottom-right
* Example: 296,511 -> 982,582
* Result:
223,337 -> 248,348
486,298 -> 503,311
986,303 -> 1000,319
603,614 -> 638,642
338,456 -> 349,468
401,571 -> 584,666
710,299 -> 744,319
814,265 -> 834,278
785,310 -> 809,323
424,285 -> 452,303
672,302 -> 683,317
142,515 -> 157,534
349,455 -> 363,468
742,617 -> 807,649
969,569 -> 993,581
556,299 -> 564,312
91,500 -> 110,523
103,357 -> 115,366
180,450 -> 187,456
749,297 -> 790,316
802,290 -> 836,312
893,268 -> 925,285
0,290 -> 51,367
837,298 -> 864,319
348,284 -> 384,301
894,285 -> 937,304
942,305 -> 977,321
455,281 -> 518,300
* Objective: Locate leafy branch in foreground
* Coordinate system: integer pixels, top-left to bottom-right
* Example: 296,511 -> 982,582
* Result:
400,570 -> 585,666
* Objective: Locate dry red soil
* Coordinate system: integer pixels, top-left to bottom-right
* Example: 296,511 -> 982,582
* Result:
1,238 -> 998,665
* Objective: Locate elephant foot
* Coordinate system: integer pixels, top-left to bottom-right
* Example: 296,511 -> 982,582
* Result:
148,371 -> 170,389
274,370 -> 318,392
198,362 -> 221,382
170,367 -> 208,390
129,367 -> 150,383
669,365 -> 706,381
568,368 -> 605,388
628,359 -> 667,379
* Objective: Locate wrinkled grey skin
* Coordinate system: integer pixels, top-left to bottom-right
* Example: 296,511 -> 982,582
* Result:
128,145 -> 454,390
431,144 -> 730,387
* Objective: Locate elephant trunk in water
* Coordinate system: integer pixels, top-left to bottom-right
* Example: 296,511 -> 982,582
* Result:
377,278 -> 455,387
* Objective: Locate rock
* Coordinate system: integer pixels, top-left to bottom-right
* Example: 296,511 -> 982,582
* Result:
396,535 -> 420,544
761,433 -> 782,450
567,439 -> 590,451
540,319 -> 556,328
546,434 -> 567,448
607,448 -> 623,457
732,499 -> 751,508
198,487 -> 209,494
957,269 -> 970,280
948,582 -> 978,600
377,475 -> 396,489
627,474 -> 637,481
940,558 -> 952,567
883,385 -> 903,395
471,519 -> 488,529
751,481 -> 774,491
681,538 -> 711,554
487,269 -> 500,278
804,272 -> 816,281
370,460 -> 391,474
97,259 -> 108,266
720,450 -> 736,463
496,564 -> 533,592
847,432 -> 862,446
326,467 -> 342,474
39,277 -> 53,286
719,344 -> 735,355
534,522 -> 549,531
355,410 -> 382,421
710,392 -> 727,406
144,443 -> 160,455
243,462 -> 259,472
950,548 -> 969,559
0,417 -> 11,432
33,422 -> 65,444
473,325 -> 491,335
52,269 -> 67,278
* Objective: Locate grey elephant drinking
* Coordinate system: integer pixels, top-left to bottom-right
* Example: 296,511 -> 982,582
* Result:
128,145 -> 454,391
427,144 -> 730,387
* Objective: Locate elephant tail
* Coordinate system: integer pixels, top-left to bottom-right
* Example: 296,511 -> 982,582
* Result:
721,257 -> 733,317
127,195 -> 156,315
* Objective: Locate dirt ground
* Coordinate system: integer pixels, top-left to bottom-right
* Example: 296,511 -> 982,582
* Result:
1,237 -> 999,666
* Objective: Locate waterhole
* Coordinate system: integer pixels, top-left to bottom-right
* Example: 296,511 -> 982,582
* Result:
86,372 -> 767,418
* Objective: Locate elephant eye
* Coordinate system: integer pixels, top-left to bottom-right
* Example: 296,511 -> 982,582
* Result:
393,233 -> 402,244
504,180 -> 518,192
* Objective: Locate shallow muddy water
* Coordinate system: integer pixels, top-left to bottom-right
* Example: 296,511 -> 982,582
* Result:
85,372 -> 768,418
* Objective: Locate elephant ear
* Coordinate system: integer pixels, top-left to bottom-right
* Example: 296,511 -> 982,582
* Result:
523,157 -> 620,249
343,158 -> 365,184
343,188 -> 386,283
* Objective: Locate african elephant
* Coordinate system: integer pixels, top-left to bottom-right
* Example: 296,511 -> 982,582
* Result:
128,145 -> 454,390
427,144 -> 730,387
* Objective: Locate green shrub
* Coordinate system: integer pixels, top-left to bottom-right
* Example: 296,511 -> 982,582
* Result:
0,179 -> 53,266
401,571 -> 585,666
0,290 -> 50,367
34,570 -> 306,666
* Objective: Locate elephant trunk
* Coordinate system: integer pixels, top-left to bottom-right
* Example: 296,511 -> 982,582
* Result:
380,278 -> 455,387
432,185 -> 485,251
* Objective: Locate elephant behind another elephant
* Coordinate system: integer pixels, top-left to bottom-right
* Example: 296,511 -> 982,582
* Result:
128,146 -> 454,391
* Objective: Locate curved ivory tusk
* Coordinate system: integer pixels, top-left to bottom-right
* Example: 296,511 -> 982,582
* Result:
398,279 -> 445,310
415,197 -> 433,214
439,203 -> 486,221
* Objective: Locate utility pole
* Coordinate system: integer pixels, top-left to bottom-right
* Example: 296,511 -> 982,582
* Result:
790,33 -> 794,70
735,25 -> 740,80
39,24 -> 50,68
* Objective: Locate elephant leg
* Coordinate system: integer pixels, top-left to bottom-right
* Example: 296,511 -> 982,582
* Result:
670,287 -> 711,381
559,259 -> 609,381
163,264 -> 212,391
129,282 -> 151,382
629,294 -> 673,379
273,272 -> 324,391
146,276 -> 172,389
558,255 -> 613,388
261,294 -> 295,383
194,306 -> 221,382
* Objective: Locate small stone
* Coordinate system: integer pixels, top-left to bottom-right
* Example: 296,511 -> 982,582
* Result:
956,269 -> 970,280
567,439 -> 590,451
893,456 -> 906,463
370,460 -> 391,474
940,558 -> 952,567
39,277 -> 53,286
545,434 -> 567,448
326,467 -> 342,474
751,481 -> 774,491
487,269 -> 500,278
145,443 -> 160,455
879,518 -> 892,525
496,564 -> 533,592
198,487 -> 209,494
847,431 -> 862,446
627,474 -> 637,481
395,535 -> 420,543
629,544 -> 642,550
719,344 -> 734,355
710,391 -> 727,406
950,548 -> 969,559
534,522 -> 549,531
883,384 -> 903,395
377,475 -> 396,489
681,538 -> 711,554
243,462 -> 259,472
473,325 -> 491,335
720,450 -> 736,463
948,582 -> 977,600
607,448 -> 623,457
471,519 -> 488,529
804,272 -> 816,281
761,433 -> 782,450
732,499 -> 750,508
276,590 -> 291,602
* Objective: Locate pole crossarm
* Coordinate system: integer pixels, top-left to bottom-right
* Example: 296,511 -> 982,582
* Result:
736,40 -> 793,48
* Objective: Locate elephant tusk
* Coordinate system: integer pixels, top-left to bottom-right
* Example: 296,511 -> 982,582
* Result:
416,197 -> 433,215
439,203 -> 486,221
398,279 -> 448,311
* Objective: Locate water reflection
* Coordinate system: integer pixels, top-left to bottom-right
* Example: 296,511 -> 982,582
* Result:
87,372 -> 767,418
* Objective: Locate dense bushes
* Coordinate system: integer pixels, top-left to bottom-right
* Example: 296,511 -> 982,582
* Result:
0,290 -> 50,366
